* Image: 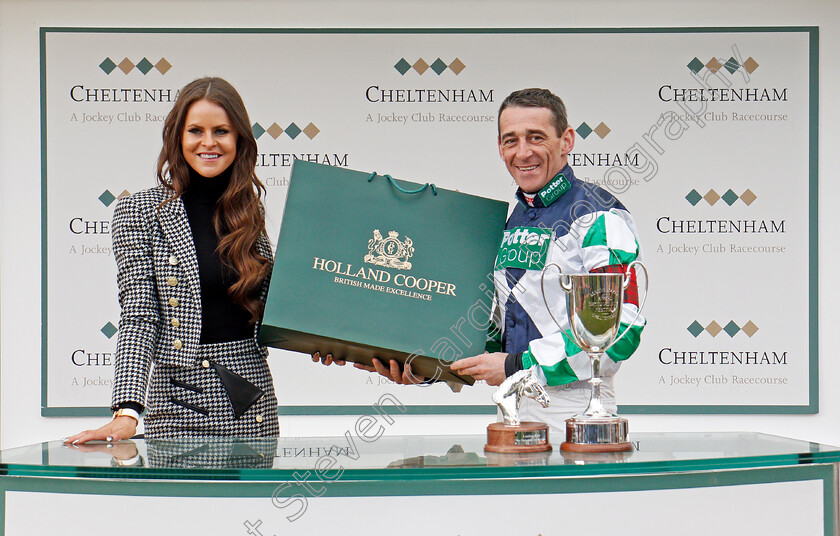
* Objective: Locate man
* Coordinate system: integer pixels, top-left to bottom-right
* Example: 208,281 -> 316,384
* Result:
315,88 -> 645,431
447,88 -> 645,431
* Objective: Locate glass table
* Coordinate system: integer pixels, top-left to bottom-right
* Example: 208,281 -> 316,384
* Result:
1,432 -> 838,535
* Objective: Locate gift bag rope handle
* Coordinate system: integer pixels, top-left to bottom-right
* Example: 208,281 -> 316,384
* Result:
367,171 -> 438,196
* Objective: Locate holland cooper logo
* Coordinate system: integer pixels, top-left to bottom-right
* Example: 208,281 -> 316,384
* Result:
364,230 -> 414,270
312,228 -> 456,299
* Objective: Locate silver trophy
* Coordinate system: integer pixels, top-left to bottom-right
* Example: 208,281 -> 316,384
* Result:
492,367 -> 550,426
541,261 -> 648,452
485,367 -> 553,453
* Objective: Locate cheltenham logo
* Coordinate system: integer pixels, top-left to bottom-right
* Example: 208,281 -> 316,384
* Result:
576,121 -> 611,140
99,57 -> 171,75
252,121 -> 319,140
686,188 -> 757,206
687,320 -> 759,338
364,230 -> 414,270
687,56 -> 758,75
394,57 -> 465,76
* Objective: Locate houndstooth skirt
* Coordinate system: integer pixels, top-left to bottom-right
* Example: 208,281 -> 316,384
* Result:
144,339 -> 279,438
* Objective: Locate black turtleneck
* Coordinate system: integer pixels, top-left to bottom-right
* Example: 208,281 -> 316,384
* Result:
182,166 -> 254,344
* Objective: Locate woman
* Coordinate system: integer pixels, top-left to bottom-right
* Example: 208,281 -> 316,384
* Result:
66,77 -> 278,443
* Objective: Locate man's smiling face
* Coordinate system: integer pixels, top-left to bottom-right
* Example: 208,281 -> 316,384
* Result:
497,106 -> 575,194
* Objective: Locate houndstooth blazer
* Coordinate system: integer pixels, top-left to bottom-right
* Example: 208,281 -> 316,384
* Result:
109,185 -> 273,411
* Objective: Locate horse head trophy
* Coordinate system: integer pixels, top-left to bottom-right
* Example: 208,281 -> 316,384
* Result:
485,366 -> 553,453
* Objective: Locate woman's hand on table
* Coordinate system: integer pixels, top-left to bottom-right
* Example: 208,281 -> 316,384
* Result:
63,416 -> 137,446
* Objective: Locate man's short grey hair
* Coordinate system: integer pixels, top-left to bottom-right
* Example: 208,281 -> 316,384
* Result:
498,88 -> 569,137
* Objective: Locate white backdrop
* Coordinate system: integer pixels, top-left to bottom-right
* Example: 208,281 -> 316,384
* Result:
2,0 -> 839,449
40,28 -> 813,415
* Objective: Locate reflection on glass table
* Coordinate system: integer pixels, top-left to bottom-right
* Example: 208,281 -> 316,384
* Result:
1,433 -> 837,480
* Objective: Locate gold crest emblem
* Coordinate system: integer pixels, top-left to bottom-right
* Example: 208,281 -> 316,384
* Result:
364,230 -> 414,270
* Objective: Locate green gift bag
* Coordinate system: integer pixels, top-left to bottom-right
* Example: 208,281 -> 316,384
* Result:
259,160 -> 508,385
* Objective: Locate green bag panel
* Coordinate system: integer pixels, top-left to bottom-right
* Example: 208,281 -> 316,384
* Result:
259,160 -> 508,385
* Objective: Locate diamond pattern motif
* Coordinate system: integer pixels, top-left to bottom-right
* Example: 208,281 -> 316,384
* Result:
267,123 -> 284,139
685,189 -> 702,206
285,123 -> 302,139
575,122 -> 609,140
687,321 -> 705,337
99,190 -> 116,207
724,57 -> 740,74
686,188 -> 757,206
723,320 -> 741,337
687,57 -> 704,74
394,58 -> 467,75
449,58 -> 466,75
741,321 -> 759,337
302,123 -> 320,139
412,58 -> 429,75
687,55 -> 759,75
155,58 -> 172,74
688,320 -> 759,337
430,58 -> 448,75
118,57 -> 135,74
705,321 -> 722,337
252,121 -> 319,141
593,122 -> 611,139
99,58 -> 117,74
705,57 -> 723,73
98,57 -> 172,75
135,57 -> 153,75
576,122 -> 592,139
101,322 -> 118,339
721,189 -> 739,206
703,189 -> 721,205
394,58 -> 411,75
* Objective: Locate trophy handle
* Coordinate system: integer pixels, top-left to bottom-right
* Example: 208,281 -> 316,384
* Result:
608,260 -> 649,349
540,262 -> 571,330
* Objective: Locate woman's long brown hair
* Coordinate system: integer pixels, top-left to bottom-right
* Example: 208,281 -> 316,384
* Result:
156,77 -> 270,323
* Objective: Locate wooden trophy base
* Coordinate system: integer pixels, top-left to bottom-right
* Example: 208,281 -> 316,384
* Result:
485,421 -> 553,453
560,441 -> 634,452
